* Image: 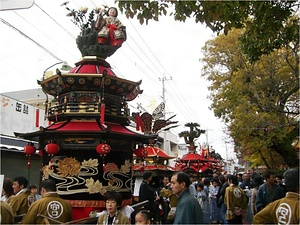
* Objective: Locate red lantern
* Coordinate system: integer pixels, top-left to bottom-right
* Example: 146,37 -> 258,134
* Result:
96,143 -> 111,156
96,143 -> 111,171
24,143 -> 36,156
134,147 -> 148,158
44,143 -> 60,170
24,143 -> 36,169
45,143 -> 60,155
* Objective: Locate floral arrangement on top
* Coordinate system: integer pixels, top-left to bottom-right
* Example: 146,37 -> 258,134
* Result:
61,1 -> 126,58
62,1 -> 103,30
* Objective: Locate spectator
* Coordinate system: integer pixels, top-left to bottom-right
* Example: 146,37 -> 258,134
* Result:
255,170 -> 284,212
251,174 -> 264,216
240,173 -> 252,189
217,175 -> 226,206
98,204 -> 134,222
196,183 -> 207,210
135,210 -> 151,225
189,176 -> 197,197
27,184 -> 42,206
209,177 -> 221,223
275,174 -> 288,196
171,172 -> 203,224
253,168 -> 299,224
212,172 -> 219,179
218,174 -> 230,224
0,200 -> 14,224
237,173 -> 243,187
202,178 -> 211,224
21,179 -> 72,224
1,178 -> 14,203
9,176 -> 31,215
224,175 -> 248,224
158,176 -> 172,224
97,191 -> 130,225
138,171 -> 160,223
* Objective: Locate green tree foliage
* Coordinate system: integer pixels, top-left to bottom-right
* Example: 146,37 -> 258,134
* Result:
178,122 -> 206,146
117,0 -> 299,62
201,27 -> 299,169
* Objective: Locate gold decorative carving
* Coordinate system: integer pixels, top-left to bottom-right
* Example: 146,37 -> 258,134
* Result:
57,157 -> 81,177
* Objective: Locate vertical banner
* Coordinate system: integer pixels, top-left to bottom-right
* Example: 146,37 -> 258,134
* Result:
35,108 -> 40,127
100,103 -> 105,124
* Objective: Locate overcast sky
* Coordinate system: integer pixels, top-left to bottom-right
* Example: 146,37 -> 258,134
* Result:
0,0 -> 235,159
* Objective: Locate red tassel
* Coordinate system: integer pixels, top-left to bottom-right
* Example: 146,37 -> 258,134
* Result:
140,119 -> 144,132
135,113 -> 144,132
136,113 -> 140,131
35,109 -> 39,127
100,103 -> 105,124
27,158 -> 31,169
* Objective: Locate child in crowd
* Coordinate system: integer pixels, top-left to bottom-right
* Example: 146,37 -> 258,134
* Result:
196,183 -> 207,210
135,210 -> 151,225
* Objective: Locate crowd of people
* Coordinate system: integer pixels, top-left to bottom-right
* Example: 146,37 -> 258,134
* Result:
1,177 -> 72,224
1,167 -> 299,224
136,168 -> 299,225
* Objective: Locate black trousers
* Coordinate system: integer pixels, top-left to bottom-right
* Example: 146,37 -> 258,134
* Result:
228,215 -> 243,224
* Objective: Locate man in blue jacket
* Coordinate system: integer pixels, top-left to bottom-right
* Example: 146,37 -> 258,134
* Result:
171,172 -> 203,224
256,170 -> 284,212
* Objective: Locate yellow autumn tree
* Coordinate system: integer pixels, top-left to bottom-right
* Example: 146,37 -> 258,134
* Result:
201,28 -> 299,169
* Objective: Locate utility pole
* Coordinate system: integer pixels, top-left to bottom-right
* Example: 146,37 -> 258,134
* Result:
205,129 -> 212,152
159,74 -> 172,153
225,141 -> 228,173
159,73 -> 172,119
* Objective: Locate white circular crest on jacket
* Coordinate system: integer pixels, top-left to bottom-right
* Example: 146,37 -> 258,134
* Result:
276,203 -> 291,225
47,201 -> 64,219
233,187 -> 242,198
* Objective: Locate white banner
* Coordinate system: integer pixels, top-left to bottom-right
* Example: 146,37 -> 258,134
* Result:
0,94 -> 48,136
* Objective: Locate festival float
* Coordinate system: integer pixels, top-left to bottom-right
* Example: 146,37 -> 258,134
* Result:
175,145 -> 223,177
176,123 -> 223,177
14,5 -> 156,220
132,111 -> 179,177
133,142 -> 178,175
130,110 -> 178,202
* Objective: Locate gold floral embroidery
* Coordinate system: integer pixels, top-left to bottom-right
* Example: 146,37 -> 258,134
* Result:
120,160 -> 131,173
57,157 -> 81,177
82,158 -> 99,167
85,178 -> 107,195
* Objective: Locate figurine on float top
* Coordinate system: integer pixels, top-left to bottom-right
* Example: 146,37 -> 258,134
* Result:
63,3 -> 126,58
96,7 -> 126,47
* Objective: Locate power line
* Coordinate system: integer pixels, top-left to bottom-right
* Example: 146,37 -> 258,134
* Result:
123,42 -> 161,85
125,17 -> 203,123
0,18 -> 63,62
127,19 -> 166,74
12,10 -> 78,60
34,3 -> 76,40
127,32 -> 162,78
